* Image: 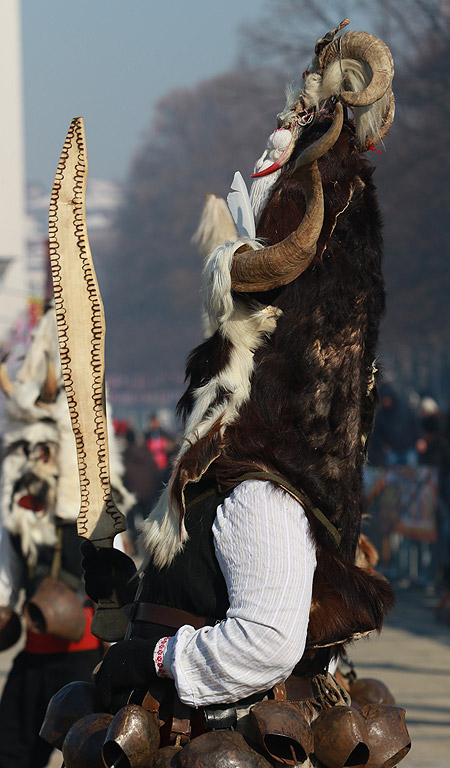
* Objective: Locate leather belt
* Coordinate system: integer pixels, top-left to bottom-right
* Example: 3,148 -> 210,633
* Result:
124,602 -> 217,631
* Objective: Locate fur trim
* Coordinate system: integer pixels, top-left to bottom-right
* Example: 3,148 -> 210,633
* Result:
185,240 -> 281,453
140,240 -> 282,568
192,194 -> 238,259
3,506 -> 58,568
139,485 -> 188,570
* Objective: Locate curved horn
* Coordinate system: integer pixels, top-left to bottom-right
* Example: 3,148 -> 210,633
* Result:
230,104 -> 343,293
324,31 -> 394,108
0,356 -> 15,397
38,355 -> 58,404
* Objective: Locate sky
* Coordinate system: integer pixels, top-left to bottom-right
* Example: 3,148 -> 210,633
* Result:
21,0 -> 266,187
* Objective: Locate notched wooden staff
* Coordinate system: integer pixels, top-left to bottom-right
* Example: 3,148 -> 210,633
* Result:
49,117 -> 128,642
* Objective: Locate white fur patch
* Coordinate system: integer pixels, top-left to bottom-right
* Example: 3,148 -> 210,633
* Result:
140,239 -> 282,567
192,194 -> 238,259
249,129 -> 287,224
139,485 -> 187,570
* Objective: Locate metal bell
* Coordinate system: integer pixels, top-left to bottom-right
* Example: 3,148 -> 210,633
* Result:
349,678 -> 396,708
312,705 -> 370,768
360,704 -> 411,768
175,730 -> 273,768
23,576 -> 86,641
102,703 -> 160,768
39,680 -> 103,750
62,712 -> 113,768
250,700 -> 314,764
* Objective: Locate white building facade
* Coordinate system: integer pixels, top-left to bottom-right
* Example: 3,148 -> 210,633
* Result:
0,0 -> 27,349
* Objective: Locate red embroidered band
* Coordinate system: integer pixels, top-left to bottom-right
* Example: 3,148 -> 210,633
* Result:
154,636 -> 171,678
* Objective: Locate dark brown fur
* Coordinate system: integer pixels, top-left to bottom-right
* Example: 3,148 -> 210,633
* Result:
176,116 -> 393,651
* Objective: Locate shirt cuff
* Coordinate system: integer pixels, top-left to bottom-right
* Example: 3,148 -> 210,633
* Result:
153,635 -> 175,679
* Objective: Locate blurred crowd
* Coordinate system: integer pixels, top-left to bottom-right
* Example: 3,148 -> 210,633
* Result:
113,409 -> 177,556
368,384 -> 450,473
366,384 -> 450,617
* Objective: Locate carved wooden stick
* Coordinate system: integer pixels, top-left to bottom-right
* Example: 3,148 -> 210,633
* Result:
49,117 -> 128,642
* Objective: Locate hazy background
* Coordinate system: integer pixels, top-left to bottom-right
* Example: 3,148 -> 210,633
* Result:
20,0 -> 450,424
22,0 -> 265,185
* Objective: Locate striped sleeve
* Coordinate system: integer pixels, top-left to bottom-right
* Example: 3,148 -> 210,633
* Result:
166,479 -> 316,707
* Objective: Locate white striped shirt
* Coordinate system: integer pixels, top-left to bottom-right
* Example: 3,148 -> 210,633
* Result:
155,479 -> 317,707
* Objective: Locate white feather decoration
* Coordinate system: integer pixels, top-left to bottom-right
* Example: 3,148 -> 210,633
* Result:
227,171 -> 256,240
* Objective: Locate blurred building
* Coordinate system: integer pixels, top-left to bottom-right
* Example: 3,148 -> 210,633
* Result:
26,177 -> 123,300
0,0 -> 27,348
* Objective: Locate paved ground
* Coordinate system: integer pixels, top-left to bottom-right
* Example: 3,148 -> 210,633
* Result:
350,586 -> 450,768
1,586 -> 449,767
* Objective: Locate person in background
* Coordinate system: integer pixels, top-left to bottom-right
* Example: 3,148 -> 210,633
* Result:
0,303 -> 133,768
416,397 -> 445,467
144,411 -> 175,474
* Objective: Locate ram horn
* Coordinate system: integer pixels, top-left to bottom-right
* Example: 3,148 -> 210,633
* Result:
230,103 -> 343,293
0,356 -> 15,397
322,31 -> 394,107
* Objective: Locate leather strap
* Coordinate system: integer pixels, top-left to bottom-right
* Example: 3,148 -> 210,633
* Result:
272,683 -> 287,701
231,471 -> 342,549
170,696 -> 191,746
124,602 -> 217,631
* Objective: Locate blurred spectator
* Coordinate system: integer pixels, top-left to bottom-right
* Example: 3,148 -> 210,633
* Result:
416,397 -> 446,467
437,407 -> 450,588
368,385 -> 419,466
144,411 -> 175,471
123,434 -> 161,554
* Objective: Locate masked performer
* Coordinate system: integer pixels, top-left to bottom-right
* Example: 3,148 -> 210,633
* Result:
0,301 -> 133,768
62,20 -> 409,768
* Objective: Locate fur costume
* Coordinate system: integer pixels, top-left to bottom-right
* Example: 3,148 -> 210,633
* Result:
0,301 -> 133,567
42,22 -> 412,768
0,301 -> 133,768
141,22 -> 395,666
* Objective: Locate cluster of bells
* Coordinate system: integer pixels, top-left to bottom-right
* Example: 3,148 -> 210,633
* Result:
40,675 -> 410,768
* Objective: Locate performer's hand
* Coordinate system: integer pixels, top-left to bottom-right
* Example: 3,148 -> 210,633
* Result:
94,637 -> 158,706
80,540 -> 137,606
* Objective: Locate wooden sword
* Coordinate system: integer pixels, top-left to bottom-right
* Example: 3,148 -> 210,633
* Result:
48,116 -> 128,642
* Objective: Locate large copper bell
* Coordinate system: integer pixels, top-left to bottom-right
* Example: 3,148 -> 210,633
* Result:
312,706 -> 370,768
62,713 -> 113,768
40,680 -> 103,750
360,704 -> 411,768
102,704 -> 160,768
0,606 -> 21,650
250,700 -> 313,764
23,576 -> 85,641
350,678 -> 396,708
175,730 -> 273,767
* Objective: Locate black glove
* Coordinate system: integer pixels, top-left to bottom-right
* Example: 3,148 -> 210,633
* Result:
95,637 -> 159,706
80,539 -> 137,606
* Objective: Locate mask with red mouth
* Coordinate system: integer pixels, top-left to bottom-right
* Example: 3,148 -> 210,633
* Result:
2,421 -> 60,566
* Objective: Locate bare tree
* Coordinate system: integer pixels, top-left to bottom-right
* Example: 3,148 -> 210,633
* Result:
104,69 -> 284,380
239,0 -> 450,76
101,0 -> 450,405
